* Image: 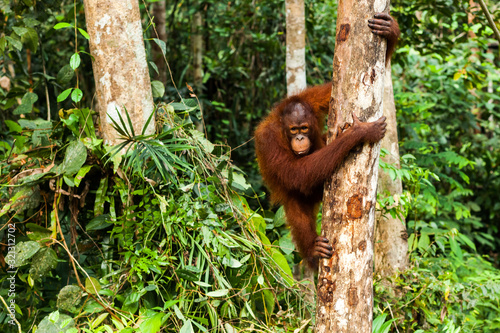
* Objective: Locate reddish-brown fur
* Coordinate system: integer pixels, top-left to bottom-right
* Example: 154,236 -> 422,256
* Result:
255,13 -> 399,269
255,85 -> 376,268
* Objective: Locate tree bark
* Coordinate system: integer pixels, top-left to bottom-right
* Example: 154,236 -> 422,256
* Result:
316,0 -> 390,331
374,62 -> 408,280
191,10 -> 204,92
152,0 -> 167,83
286,0 -> 307,97
286,0 -> 315,306
83,0 -> 155,145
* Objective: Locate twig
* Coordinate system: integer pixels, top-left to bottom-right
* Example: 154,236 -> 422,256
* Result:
142,0 -> 183,102
39,37 -> 51,121
231,136 -> 255,152
399,284 -> 428,309
386,301 -> 400,333
477,0 -> 500,51
0,295 -> 22,333
52,185 -> 127,325
6,138 -> 16,163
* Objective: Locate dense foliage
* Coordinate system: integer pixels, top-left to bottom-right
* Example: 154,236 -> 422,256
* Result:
1,0 -> 499,332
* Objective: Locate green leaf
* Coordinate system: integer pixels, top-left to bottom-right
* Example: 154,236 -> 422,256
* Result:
90,313 -> 108,329
152,38 -> 166,55
23,27 -> 38,52
458,233 -> 476,252
38,312 -> 75,333
372,313 -> 388,333
173,305 -> 186,322
58,88 -> 73,102
71,88 -> 83,103
57,285 -> 83,313
13,92 -> 38,114
170,103 -> 192,111
86,214 -> 112,231
0,37 -> 6,54
94,178 -> 108,216
61,113 -> 80,136
179,320 -> 194,333
16,26 -> 38,53
74,165 -> 92,187
57,65 -> 74,84
0,187 -> 37,217
10,241 -> 41,267
29,247 -> 58,280
151,80 -> 165,98
418,233 -> 430,252
273,206 -> 286,227
78,28 -> 90,40
6,35 -> 22,50
224,323 -> 236,333
12,26 -> 28,36
26,223 -> 51,241
250,214 -> 266,235
139,312 -> 165,333
176,269 -> 198,281
144,284 -> 158,291
85,277 -> 101,295
449,236 -> 463,261
13,104 -> 31,115
257,275 -> 265,285
193,281 -> 211,288
75,108 -> 97,139
63,175 -> 75,187
5,120 -> 22,133
408,233 -> 418,253
279,232 -> 294,255
270,248 -> 294,286
222,257 -> 243,268
189,129 -> 214,153
257,289 -> 275,315
60,140 -> 87,176
23,17 -> 41,28
223,170 -> 251,191
206,289 -> 229,297
54,22 -> 73,30
49,311 -> 60,323
70,53 -> 81,70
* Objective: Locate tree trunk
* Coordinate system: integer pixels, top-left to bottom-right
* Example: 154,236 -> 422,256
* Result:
286,0 -> 306,97
152,0 -> 167,83
191,10 -> 204,92
374,62 -> 408,280
83,0 -> 155,145
316,0 -> 390,331
286,0 -> 315,307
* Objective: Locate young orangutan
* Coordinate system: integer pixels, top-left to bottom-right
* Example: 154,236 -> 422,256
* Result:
255,13 -> 399,268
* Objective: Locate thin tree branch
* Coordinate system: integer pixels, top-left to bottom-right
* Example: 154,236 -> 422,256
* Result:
0,295 -> 22,333
476,0 -> 500,48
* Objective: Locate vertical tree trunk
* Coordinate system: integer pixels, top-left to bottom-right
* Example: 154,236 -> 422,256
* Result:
286,0 -> 315,306
316,0 -> 389,331
191,8 -> 204,133
374,62 -> 408,280
83,0 -> 155,145
152,0 -> 167,83
191,10 -> 204,92
286,0 -> 306,97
